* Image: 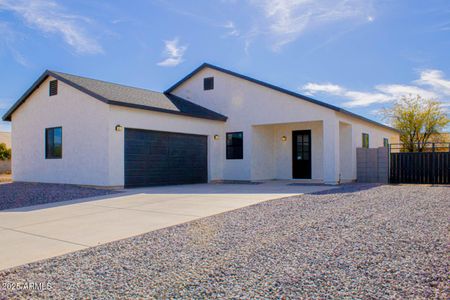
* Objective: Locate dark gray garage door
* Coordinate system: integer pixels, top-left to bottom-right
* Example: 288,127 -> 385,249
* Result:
125,129 -> 208,187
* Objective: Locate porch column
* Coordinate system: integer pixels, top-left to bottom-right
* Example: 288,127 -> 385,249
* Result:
323,118 -> 340,184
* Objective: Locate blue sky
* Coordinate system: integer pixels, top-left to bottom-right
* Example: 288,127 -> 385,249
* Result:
0,0 -> 449,131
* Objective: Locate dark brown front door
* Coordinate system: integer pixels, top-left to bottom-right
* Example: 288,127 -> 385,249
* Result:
292,130 -> 312,179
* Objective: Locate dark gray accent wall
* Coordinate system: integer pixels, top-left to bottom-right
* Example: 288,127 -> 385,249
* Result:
356,147 -> 389,183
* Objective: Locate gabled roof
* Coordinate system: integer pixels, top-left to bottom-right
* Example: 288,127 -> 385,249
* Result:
166,63 -> 398,132
2,70 -> 227,122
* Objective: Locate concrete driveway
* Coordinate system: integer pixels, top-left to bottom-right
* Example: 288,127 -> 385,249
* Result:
0,181 -> 336,270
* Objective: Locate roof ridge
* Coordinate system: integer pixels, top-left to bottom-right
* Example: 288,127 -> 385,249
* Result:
48,70 -> 162,95
165,63 -> 399,133
2,69 -> 228,122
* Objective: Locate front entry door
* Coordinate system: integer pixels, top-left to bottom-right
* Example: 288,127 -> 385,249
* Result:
292,130 -> 312,179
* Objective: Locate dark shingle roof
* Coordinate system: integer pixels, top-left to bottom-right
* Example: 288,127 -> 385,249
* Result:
2,70 -> 227,122
166,63 -> 398,133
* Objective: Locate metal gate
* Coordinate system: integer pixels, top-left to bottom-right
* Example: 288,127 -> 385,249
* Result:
389,143 -> 450,184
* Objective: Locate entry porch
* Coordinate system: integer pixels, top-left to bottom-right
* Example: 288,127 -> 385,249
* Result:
250,120 -> 355,184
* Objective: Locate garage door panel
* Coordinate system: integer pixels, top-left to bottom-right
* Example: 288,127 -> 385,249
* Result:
125,154 -> 170,163
126,161 -> 169,171
126,142 -> 169,155
125,129 -> 207,187
168,160 -> 206,169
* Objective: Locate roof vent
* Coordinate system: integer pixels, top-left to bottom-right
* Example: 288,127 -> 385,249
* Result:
49,80 -> 58,96
203,77 -> 214,90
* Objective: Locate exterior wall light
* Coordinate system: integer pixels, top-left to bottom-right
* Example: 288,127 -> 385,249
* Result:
213,134 -> 220,140
281,135 -> 287,142
115,125 -> 123,132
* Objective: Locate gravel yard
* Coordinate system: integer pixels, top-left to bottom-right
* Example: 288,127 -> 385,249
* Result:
0,182 -> 120,210
0,184 -> 448,299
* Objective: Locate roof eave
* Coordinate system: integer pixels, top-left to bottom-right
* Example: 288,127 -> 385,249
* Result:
2,69 -> 228,123
107,100 -> 228,122
2,70 -> 112,122
335,109 -> 400,133
165,63 -> 399,133
165,63 -> 209,94
2,70 -> 51,121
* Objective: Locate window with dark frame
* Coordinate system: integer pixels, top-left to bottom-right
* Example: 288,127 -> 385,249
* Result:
203,77 -> 214,90
226,132 -> 243,159
46,127 -> 62,159
49,80 -> 58,96
362,133 -> 369,148
383,138 -> 389,148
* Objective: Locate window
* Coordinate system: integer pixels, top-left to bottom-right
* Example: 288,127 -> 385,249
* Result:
295,132 -> 310,161
49,80 -> 58,96
46,127 -> 62,159
203,77 -> 214,90
226,132 -> 243,159
383,138 -> 389,148
362,133 -> 369,148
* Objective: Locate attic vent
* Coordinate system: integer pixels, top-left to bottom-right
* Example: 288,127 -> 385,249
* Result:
49,80 -> 58,96
203,77 -> 214,90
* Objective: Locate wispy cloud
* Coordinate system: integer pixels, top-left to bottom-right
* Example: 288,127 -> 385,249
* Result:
302,83 -> 345,95
248,0 -> 374,51
223,21 -> 240,37
0,0 -> 103,54
415,69 -> 450,96
0,21 -> 29,66
302,69 -> 448,108
157,38 -> 187,67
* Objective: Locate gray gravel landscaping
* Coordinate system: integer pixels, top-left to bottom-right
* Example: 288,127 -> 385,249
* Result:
0,182 -> 120,210
0,184 -> 448,299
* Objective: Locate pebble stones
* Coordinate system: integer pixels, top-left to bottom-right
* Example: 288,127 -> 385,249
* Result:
0,182 -> 120,210
0,184 -> 448,299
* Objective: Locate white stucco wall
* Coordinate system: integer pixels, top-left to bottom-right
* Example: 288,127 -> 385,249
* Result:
337,112 -> 398,180
173,68 -> 336,125
341,115 -> 396,149
108,106 -> 225,186
172,67 -> 399,183
251,125 -> 275,180
172,68 -> 335,181
273,122 -> 323,180
339,122 -> 353,181
11,77 -> 111,185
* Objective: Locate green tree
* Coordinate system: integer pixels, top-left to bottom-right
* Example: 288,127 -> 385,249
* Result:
0,143 -> 11,161
383,95 -> 449,152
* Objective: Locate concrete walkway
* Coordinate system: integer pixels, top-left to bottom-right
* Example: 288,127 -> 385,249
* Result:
0,181 -> 335,270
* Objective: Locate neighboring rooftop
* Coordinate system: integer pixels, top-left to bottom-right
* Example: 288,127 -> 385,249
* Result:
0,131 -> 11,148
2,70 -> 228,122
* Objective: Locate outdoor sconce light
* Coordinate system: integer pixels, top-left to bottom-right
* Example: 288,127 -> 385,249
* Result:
281,136 -> 287,142
115,125 -> 123,132
213,134 -> 220,140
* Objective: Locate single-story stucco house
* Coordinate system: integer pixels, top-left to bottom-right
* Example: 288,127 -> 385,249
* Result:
2,63 -> 399,187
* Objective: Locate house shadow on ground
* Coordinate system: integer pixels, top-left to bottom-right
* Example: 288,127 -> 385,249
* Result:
305,183 -> 384,195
